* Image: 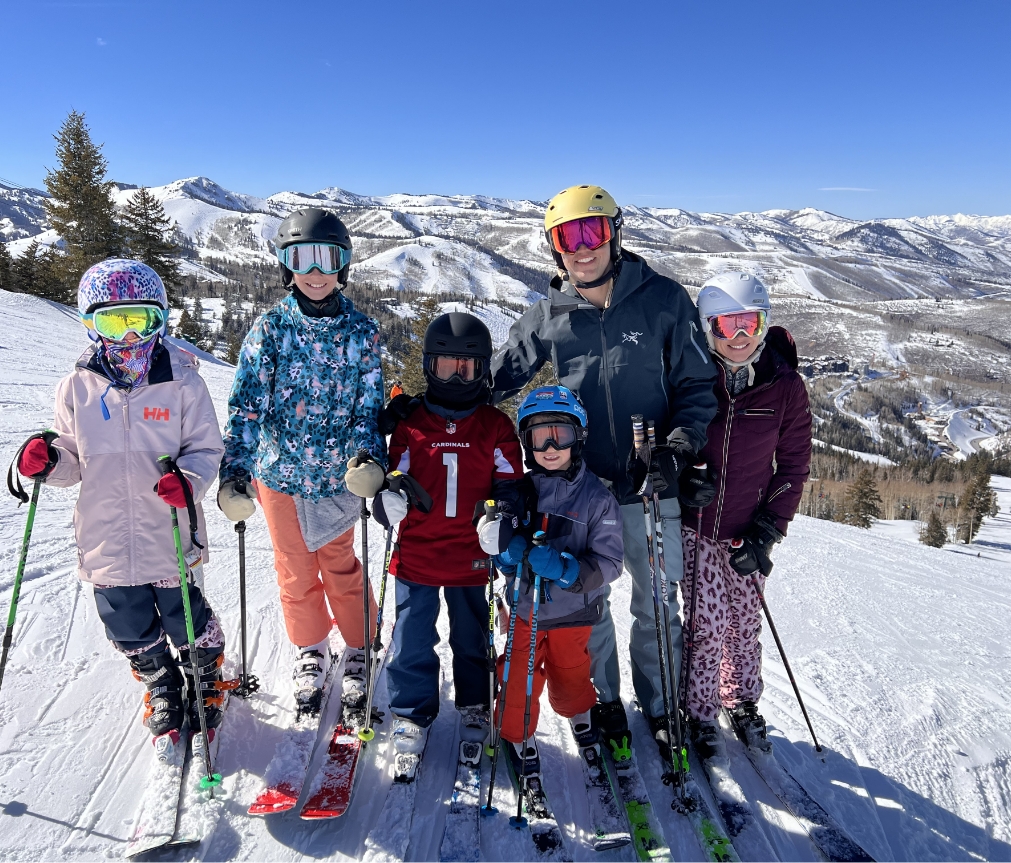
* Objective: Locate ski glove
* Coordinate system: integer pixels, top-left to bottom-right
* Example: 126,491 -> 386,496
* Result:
217,478 -> 257,522
494,535 -> 529,576
626,441 -> 694,496
371,471 -> 433,530
728,511 -> 785,577
344,451 -> 386,498
377,393 -> 422,436
17,434 -> 59,479
678,464 -> 717,509
475,499 -> 519,556
526,544 -> 579,588
156,473 -> 194,509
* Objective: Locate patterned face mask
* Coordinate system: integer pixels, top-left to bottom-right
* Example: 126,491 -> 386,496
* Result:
99,333 -> 160,387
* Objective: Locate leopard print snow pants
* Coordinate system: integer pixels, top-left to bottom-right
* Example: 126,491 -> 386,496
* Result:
679,525 -> 766,722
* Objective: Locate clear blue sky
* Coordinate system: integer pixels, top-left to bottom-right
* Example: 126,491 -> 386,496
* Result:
2,0 -> 1009,219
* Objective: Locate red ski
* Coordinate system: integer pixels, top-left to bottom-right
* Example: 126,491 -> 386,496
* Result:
299,722 -> 364,819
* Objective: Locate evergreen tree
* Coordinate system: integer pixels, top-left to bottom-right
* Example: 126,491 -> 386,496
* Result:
0,241 -> 12,293
11,240 -> 68,303
175,306 -> 204,345
225,333 -> 242,365
919,509 -> 947,548
398,295 -> 443,397
839,468 -> 882,528
120,187 -> 181,305
957,468 -> 999,543
44,110 -> 121,291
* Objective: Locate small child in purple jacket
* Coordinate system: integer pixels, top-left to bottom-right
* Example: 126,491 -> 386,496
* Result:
678,273 -> 812,760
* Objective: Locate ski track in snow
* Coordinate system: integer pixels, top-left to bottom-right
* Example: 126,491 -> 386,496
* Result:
2,287 -> 1011,861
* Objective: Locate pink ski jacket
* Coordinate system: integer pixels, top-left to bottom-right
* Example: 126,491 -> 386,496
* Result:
44,341 -> 224,587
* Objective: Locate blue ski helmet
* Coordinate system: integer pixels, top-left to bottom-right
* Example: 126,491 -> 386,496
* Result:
518,385 -> 588,432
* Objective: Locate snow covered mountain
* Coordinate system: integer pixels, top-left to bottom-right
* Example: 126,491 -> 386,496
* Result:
6,176 -> 1011,304
1,288 -> 1010,861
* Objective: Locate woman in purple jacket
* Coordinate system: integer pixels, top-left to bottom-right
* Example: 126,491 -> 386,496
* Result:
678,273 -> 812,760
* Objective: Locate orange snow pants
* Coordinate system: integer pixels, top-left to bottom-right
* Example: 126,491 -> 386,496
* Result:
497,617 -> 597,744
257,482 -> 376,649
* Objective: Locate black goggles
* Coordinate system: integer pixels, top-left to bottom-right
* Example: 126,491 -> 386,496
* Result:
523,423 -> 583,452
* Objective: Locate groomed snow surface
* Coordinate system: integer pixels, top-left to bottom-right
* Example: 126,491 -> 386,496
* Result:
1,288 -> 1011,861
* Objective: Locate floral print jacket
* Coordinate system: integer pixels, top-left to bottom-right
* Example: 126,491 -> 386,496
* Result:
221,293 -> 385,499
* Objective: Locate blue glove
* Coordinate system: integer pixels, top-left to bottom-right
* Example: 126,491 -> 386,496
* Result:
494,535 -> 528,575
527,545 -> 579,588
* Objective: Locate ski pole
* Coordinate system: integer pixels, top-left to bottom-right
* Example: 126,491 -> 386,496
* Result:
158,456 -> 221,793
647,422 -> 690,796
511,530 -> 545,829
234,512 -> 259,699
355,457 -> 375,741
679,469 -> 707,723
0,480 -> 43,697
358,521 -> 393,743
631,415 -> 684,800
746,570 -> 822,753
482,542 -> 524,815
484,500 -> 499,751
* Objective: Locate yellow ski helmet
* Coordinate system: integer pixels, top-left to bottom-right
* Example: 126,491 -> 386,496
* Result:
543,185 -> 624,275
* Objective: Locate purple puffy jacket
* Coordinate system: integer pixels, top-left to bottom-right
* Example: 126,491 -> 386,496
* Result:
697,326 -> 812,541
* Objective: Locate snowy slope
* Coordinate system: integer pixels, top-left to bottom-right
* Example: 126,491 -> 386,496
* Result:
2,289 -> 1011,861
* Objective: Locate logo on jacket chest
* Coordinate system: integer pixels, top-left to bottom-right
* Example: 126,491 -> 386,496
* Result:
143,407 -> 170,421
622,331 -> 643,345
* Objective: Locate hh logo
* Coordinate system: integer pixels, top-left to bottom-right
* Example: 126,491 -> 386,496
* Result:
144,407 -> 170,421
622,331 -> 643,345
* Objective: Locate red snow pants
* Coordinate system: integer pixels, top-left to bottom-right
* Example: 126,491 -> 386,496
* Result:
497,617 -> 597,743
257,482 -> 376,650
680,525 -> 766,722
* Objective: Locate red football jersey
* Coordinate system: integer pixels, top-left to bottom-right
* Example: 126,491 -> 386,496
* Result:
388,403 -> 523,587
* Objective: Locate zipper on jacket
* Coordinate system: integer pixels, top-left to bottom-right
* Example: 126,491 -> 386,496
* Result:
598,313 -> 618,465
712,377 -> 734,540
123,391 -> 137,585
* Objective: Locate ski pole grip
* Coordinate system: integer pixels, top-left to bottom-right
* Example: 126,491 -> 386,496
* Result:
647,420 -> 657,448
157,454 -> 174,476
532,530 -> 547,547
484,499 -> 498,520
631,414 -> 646,459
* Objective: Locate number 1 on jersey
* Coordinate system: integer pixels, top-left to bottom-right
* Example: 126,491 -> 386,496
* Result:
442,452 -> 458,518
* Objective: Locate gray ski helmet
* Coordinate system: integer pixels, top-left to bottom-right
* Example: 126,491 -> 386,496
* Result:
273,207 -> 353,286
697,272 -> 771,336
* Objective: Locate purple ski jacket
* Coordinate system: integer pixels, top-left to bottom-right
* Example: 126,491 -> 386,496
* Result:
698,326 -> 812,542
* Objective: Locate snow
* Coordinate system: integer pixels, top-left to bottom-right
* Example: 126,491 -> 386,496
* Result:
812,439 -> 897,467
945,408 -> 995,458
2,288 -> 1011,860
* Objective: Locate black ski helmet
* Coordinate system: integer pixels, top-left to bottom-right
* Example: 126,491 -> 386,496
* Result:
422,312 -> 493,407
274,207 -> 353,287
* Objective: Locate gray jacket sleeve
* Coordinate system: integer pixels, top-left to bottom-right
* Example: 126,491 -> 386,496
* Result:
46,375 -> 82,488
666,294 -> 719,454
176,366 -> 226,505
490,299 -> 551,404
569,485 -> 624,594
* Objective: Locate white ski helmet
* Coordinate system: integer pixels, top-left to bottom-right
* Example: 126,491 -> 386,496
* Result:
697,272 -> 771,337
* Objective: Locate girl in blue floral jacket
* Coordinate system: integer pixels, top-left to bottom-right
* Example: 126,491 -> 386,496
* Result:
218,208 -> 386,718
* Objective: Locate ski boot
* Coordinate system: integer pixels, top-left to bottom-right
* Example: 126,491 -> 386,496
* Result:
181,645 -> 226,736
391,717 -> 430,783
726,700 -> 772,752
647,713 -> 677,764
458,705 -> 489,768
568,709 -> 599,748
293,642 -> 329,720
507,739 -> 550,820
592,699 -> 631,765
688,716 -> 726,761
129,647 -> 185,741
340,649 -> 368,725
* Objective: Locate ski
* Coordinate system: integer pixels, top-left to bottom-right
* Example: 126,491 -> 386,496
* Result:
675,777 -> 741,863
168,724 -> 226,848
691,743 -> 775,861
501,739 -> 569,861
577,743 -> 631,851
124,728 -> 189,857
360,729 -> 430,862
438,739 -> 485,862
600,748 -> 672,862
732,732 -> 874,862
248,646 -> 341,815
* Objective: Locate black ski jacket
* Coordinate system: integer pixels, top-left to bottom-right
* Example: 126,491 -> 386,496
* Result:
490,251 -> 719,505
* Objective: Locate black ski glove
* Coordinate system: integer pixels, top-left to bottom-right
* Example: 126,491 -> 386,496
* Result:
626,441 -> 694,496
377,393 -> 422,437
678,464 -> 717,509
728,511 -> 785,577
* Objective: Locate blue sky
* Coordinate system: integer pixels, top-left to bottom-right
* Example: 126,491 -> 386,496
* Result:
2,0 -> 1009,219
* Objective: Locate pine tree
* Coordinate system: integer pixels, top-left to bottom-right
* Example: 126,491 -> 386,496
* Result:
957,468 -> 999,543
225,333 -> 242,365
120,187 -> 181,305
44,110 -> 121,292
0,241 -> 12,293
175,306 -> 204,345
839,468 -> 882,528
919,509 -> 947,548
11,240 -> 68,303
398,295 -> 443,397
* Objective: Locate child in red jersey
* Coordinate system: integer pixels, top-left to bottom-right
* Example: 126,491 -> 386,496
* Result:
370,312 -> 524,778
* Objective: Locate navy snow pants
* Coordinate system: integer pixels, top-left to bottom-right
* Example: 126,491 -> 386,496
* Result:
93,581 -> 217,656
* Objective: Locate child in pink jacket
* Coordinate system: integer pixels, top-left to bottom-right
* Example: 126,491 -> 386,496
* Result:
14,259 -> 226,748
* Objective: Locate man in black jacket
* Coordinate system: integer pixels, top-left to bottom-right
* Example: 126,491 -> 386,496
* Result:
490,184 -> 718,758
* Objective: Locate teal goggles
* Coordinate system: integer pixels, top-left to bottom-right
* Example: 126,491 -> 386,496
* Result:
276,242 -> 351,275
